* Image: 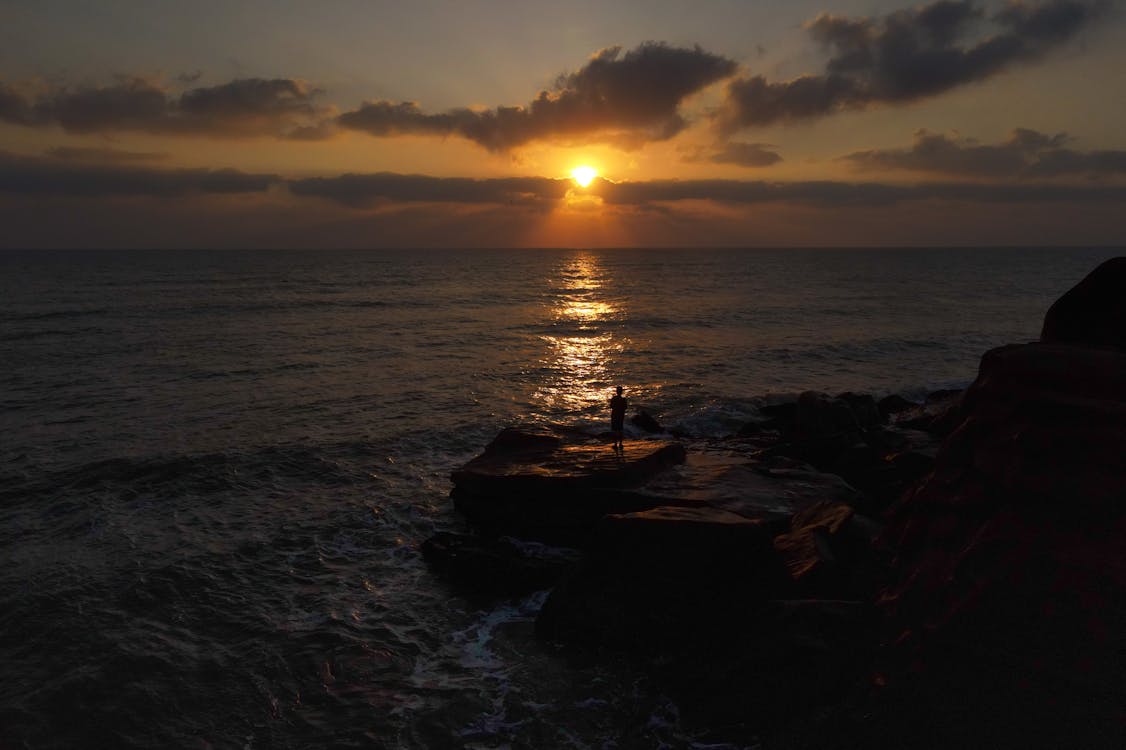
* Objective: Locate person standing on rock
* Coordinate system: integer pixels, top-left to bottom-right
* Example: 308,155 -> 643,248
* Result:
610,386 -> 628,449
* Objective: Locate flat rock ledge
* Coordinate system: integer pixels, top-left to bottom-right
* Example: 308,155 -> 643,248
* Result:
449,427 -> 689,543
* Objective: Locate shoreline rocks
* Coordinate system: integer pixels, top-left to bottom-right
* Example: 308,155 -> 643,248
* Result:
536,506 -> 787,650
448,427 -> 689,544
424,257 -> 1126,748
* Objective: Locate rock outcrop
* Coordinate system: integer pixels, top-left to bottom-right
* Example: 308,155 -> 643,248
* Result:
421,532 -> 580,597
629,409 -> 664,434
431,258 -> 1126,748
449,427 -> 688,543
868,259 -> 1126,747
536,506 -> 788,650
1040,256 -> 1126,349
773,501 -> 883,599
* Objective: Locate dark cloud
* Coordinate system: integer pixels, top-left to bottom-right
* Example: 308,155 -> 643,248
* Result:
44,146 -> 169,163
593,175 -> 1126,207
843,128 -> 1126,177
286,169 -> 1126,209
338,42 -> 737,151
0,82 -> 36,125
0,151 -> 277,196
4,184 -> 1124,249
716,0 -> 1104,131
685,141 -> 783,167
289,172 -> 571,208
3,149 -> 1121,212
175,78 -> 326,132
0,77 -> 333,138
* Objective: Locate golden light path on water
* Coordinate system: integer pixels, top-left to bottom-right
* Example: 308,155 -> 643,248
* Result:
534,253 -> 625,416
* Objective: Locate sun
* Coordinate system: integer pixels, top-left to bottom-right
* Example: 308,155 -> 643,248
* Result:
570,165 -> 598,188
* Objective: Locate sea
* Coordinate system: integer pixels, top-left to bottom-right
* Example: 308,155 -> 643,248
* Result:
0,246 -> 1119,749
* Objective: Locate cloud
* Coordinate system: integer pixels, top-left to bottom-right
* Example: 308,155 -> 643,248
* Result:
287,170 -> 1126,210
593,176 -> 1126,207
338,42 -> 737,151
842,128 -> 1126,177
0,82 -> 36,125
2,150 -> 1121,211
43,146 -> 169,163
683,141 -> 783,167
0,77 -> 333,138
5,180 -> 1123,249
289,172 -> 571,208
716,0 -> 1104,131
0,151 -> 278,196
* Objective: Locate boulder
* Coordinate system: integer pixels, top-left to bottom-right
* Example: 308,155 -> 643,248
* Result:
890,389 -> 963,436
630,410 -> 664,434
877,394 -> 917,422
535,506 -> 788,651
758,399 -> 798,433
450,428 -> 688,542
421,532 -> 580,597
477,426 -> 563,456
836,392 -> 882,429
828,441 -> 936,516
879,341 -> 1126,743
1041,256 -> 1126,350
794,391 -> 862,441
665,599 -> 878,733
773,502 -> 884,599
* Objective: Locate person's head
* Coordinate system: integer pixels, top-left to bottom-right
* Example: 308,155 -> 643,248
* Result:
616,386 -> 624,395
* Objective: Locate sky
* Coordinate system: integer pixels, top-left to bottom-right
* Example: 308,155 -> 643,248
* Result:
1,0 -> 1124,248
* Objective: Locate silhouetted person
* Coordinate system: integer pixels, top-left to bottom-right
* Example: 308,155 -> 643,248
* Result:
610,386 -> 628,449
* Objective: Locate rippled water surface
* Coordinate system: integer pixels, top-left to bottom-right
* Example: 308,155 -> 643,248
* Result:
0,247 -> 1119,748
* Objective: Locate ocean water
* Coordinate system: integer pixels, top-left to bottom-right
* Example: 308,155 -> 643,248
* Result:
0,246 -> 1119,748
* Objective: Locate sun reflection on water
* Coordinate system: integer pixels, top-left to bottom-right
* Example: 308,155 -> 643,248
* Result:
534,253 -> 625,416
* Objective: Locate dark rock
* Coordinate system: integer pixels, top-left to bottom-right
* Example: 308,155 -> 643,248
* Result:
877,394 -> 917,421
478,426 -> 562,456
450,428 -> 688,542
795,390 -> 862,441
857,425 -> 908,453
630,409 -> 664,434
536,506 -> 788,650
828,441 -> 882,487
891,389 -> 963,436
735,418 -> 769,436
773,502 -> 884,599
825,439 -> 937,516
924,388 -> 961,405
771,392 -> 896,471
421,532 -> 579,596
664,599 -> 879,733
1041,256 -> 1126,350
643,452 -> 864,523
758,399 -> 798,433
879,341 -> 1126,742
450,486 -> 693,545
452,429 -> 686,496
837,392 -> 881,429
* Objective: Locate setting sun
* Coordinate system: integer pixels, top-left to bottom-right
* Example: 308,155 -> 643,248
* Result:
570,165 -> 597,188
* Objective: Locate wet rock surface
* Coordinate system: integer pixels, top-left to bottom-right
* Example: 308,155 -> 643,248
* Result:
421,532 -> 580,598
449,427 -> 689,543
536,506 -> 787,650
